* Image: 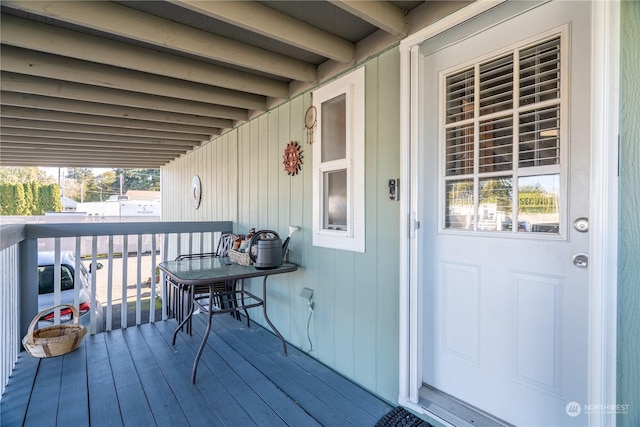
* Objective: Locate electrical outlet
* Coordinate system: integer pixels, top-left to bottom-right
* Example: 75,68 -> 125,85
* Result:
300,287 -> 313,300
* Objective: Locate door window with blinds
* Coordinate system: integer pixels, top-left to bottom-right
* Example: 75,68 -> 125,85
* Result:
442,35 -> 565,234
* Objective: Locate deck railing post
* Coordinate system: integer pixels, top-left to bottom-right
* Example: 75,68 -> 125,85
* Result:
18,238 -> 38,342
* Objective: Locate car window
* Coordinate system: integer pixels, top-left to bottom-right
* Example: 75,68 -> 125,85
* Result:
38,265 -> 75,294
80,263 -> 90,286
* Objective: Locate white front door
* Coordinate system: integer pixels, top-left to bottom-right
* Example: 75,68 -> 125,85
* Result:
419,2 -> 592,425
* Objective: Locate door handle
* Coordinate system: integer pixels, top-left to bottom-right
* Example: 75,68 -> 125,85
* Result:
572,253 -> 588,268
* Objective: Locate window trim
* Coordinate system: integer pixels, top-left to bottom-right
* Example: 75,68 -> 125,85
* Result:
312,67 -> 365,252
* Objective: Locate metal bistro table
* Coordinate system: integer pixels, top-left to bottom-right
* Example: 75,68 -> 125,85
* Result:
158,257 -> 297,383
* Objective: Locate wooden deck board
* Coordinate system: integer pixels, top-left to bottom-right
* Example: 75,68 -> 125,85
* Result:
121,327 -> 191,427
208,314 -> 384,426
85,333 -> 124,427
24,355 -> 62,426
153,320 -> 258,426
137,324 -> 225,427
103,330 -> 157,426
1,313 -> 394,426
172,317 -> 320,427
0,354 -> 39,426
58,345 -> 89,426
166,328 -> 289,427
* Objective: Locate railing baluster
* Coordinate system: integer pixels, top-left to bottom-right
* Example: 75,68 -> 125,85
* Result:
90,236 -> 98,335
162,233 -> 169,321
136,234 -> 142,326
150,233 -> 157,323
121,235 -> 128,329
74,237 -> 81,315
54,237 -> 61,325
107,236 -> 114,332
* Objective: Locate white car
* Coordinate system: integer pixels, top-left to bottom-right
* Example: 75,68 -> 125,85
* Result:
37,251 -> 105,332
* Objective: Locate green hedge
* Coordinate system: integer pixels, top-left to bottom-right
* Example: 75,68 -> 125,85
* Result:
0,182 -> 61,215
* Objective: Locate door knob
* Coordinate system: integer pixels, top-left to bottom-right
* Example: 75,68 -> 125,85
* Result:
573,217 -> 589,232
572,253 -> 589,268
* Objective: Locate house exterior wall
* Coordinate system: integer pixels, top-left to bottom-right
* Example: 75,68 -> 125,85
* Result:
161,47 -> 401,403
618,2 -> 640,425
161,4 -> 640,415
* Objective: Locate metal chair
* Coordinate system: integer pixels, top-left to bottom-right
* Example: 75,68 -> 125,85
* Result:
166,233 -> 241,334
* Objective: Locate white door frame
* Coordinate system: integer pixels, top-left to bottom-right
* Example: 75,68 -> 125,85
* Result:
398,1 -> 620,426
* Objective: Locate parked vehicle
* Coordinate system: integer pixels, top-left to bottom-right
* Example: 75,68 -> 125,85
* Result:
37,251 -> 105,332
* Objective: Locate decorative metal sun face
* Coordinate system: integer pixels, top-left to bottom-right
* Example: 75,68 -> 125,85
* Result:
283,141 -> 303,176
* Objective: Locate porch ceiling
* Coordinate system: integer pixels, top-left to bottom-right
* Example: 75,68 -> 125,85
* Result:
0,0 -> 463,169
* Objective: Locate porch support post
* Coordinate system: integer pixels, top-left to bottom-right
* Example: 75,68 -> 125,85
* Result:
18,238 -> 38,344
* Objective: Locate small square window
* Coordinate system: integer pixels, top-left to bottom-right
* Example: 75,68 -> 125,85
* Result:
324,169 -> 347,231
321,94 -> 347,162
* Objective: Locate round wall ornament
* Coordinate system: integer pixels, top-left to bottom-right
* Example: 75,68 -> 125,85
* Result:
283,141 -> 303,176
304,105 -> 317,144
191,175 -> 202,209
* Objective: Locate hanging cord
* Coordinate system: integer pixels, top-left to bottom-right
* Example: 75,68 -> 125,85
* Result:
306,298 -> 314,354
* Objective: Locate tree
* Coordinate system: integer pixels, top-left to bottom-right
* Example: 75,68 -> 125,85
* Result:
23,182 -> 35,215
0,167 -> 51,184
0,183 -> 28,215
105,169 -> 160,195
93,171 -> 118,201
30,182 -> 43,214
67,168 -> 97,202
0,184 -> 14,214
39,184 -> 62,213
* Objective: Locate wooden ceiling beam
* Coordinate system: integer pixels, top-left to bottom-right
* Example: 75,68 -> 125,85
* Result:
172,0 -> 355,63
0,153 -> 174,167
1,149 -> 182,160
1,0 -> 317,83
1,134 -> 200,148
330,1 -> 407,38
0,157 -> 170,168
0,119 -> 210,141
0,73 -> 249,122
0,92 -> 234,129
1,46 -> 267,112
0,128 -> 206,146
0,107 -> 219,136
1,15 -> 289,100
0,140 -> 192,153
0,147 -> 187,160
0,148 -> 179,158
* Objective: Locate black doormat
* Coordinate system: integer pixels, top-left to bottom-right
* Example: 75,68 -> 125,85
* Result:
375,407 -> 433,427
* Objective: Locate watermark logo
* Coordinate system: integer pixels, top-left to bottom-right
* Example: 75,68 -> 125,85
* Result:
566,402 -> 581,417
584,403 -> 630,415
566,401 -> 631,417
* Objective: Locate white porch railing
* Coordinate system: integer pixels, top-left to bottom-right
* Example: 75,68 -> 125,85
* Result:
0,221 -> 233,395
1,229 -> 21,397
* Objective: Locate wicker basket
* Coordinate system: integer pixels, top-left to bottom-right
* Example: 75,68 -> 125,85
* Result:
229,249 -> 252,265
22,304 -> 87,358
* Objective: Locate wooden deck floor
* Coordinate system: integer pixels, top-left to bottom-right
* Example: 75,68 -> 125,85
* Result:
1,314 -> 393,427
